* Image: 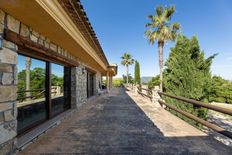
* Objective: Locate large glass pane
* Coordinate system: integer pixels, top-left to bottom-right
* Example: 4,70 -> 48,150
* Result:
51,63 -> 65,116
17,55 -> 47,133
87,72 -> 94,98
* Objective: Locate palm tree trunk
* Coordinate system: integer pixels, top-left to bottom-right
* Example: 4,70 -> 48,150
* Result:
126,65 -> 129,85
158,42 -> 164,92
26,57 -> 31,100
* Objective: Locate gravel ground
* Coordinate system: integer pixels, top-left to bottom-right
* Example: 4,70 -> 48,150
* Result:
205,111 -> 232,146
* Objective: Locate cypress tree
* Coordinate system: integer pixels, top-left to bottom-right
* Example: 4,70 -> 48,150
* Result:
164,35 -> 217,126
134,61 -> 141,85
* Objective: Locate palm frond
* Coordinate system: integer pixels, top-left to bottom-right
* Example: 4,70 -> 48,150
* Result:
121,53 -> 134,66
145,5 -> 180,44
156,6 -> 163,17
164,6 -> 175,20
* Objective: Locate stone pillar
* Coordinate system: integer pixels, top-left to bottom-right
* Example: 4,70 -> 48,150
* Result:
0,11 -> 18,155
134,84 -> 139,94
106,72 -> 110,92
71,65 -> 87,108
109,75 -> 113,90
94,72 -> 101,95
152,86 -> 161,104
93,74 -> 97,96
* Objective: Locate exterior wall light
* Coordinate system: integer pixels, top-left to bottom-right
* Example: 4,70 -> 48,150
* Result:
82,68 -> 86,74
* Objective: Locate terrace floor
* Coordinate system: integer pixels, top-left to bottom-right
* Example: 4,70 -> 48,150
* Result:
19,88 -> 232,155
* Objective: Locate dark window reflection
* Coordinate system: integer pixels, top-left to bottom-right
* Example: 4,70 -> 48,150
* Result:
17,55 -> 47,133
87,72 -> 95,98
51,63 -> 65,116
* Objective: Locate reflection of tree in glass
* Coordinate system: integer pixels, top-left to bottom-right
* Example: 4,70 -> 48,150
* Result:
18,67 -> 63,102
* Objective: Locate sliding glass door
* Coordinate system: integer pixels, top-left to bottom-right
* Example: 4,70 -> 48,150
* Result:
87,72 -> 95,98
51,63 -> 71,116
17,55 -> 47,133
17,55 -> 71,135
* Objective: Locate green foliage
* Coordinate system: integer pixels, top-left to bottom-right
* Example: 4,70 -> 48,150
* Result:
121,52 -> 134,84
18,67 -> 63,101
145,5 -> 180,45
145,5 -> 180,91
134,61 -> 141,85
51,74 -> 64,87
164,35 -> 217,127
113,78 -> 124,87
121,53 -> 134,66
122,74 -> 133,83
209,76 -> 232,104
148,75 -> 160,89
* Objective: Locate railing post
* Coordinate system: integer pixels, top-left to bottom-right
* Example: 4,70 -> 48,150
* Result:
134,84 -> 139,94
152,86 -> 161,104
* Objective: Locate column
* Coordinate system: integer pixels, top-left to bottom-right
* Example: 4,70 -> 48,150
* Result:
71,65 -> 87,108
0,12 -> 19,154
109,75 -> 111,90
106,72 -> 109,92
152,86 -> 161,104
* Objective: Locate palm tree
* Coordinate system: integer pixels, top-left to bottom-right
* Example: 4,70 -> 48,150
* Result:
121,53 -> 134,85
26,57 -> 31,100
145,6 -> 180,91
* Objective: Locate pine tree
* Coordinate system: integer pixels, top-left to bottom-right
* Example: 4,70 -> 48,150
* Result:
164,35 -> 217,127
134,61 -> 141,85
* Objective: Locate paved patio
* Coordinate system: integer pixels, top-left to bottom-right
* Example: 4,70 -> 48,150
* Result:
19,88 -> 232,155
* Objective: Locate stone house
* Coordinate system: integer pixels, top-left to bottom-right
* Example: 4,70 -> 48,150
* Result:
0,0 -> 117,154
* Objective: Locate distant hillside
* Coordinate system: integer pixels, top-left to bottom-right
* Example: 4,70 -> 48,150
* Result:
141,76 -> 153,83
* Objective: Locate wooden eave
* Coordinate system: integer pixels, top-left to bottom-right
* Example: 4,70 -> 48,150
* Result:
0,0 -> 108,73
58,0 -> 109,67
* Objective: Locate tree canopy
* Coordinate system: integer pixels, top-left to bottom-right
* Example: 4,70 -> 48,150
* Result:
18,67 -> 63,101
145,5 -> 180,91
121,53 -> 134,66
134,60 -> 141,85
121,53 -> 134,84
209,76 -> 232,104
145,6 -> 180,45
164,35 -> 217,126
122,74 -> 133,84
148,75 -> 160,89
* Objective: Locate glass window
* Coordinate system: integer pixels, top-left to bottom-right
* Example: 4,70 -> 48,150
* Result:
17,55 -> 47,133
87,72 -> 95,98
17,55 -> 71,134
51,63 -> 65,116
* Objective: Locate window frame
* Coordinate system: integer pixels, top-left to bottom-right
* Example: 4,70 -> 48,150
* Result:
17,53 -> 71,136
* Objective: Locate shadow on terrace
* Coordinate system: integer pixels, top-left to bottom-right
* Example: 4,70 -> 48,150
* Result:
18,88 -> 232,154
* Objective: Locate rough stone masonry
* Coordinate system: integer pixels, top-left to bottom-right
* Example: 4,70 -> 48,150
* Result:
0,8 -> 102,154
0,9 -> 18,155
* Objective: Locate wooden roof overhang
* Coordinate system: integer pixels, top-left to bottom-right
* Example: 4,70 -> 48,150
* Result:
0,0 -> 109,73
58,0 -> 109,67
105,65 -> 118,76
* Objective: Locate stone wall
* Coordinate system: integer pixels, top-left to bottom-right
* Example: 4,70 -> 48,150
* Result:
0,10 -> 18,155
0,8 -> 104,154
3,11 -> 78,63
95,72 -> 102,94
71,65 -> 87,108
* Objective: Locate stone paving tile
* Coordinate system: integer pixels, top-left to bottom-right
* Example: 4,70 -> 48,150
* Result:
18,88 -> 232,155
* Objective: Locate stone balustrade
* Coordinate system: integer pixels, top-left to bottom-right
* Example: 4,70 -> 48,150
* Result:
125,84 -> 161,104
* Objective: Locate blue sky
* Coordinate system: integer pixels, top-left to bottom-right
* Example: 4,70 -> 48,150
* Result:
81,0 -> 232,80
18,55 -> 64,77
